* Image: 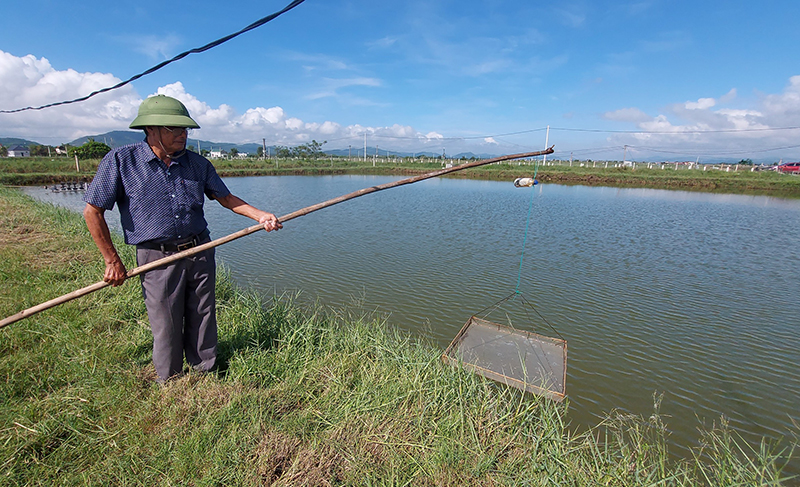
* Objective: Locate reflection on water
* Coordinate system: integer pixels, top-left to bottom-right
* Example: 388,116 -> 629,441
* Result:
22,177 -> 800,463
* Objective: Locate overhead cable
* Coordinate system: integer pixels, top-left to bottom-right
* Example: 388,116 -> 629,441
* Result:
322,124 -> 800,145
0,0 -> 306,114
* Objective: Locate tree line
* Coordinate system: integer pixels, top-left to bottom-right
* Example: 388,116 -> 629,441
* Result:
2,139 -> 113,159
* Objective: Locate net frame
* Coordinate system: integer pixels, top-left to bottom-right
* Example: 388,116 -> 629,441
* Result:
442,315 -> 567,402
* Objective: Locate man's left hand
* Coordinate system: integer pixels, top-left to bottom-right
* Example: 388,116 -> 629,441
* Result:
259,213 -> 283,232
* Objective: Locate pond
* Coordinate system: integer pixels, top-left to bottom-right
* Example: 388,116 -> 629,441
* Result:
24,175 -> 800,463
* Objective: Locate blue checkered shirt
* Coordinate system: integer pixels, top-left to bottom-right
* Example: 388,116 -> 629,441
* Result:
84,140 -> 231,245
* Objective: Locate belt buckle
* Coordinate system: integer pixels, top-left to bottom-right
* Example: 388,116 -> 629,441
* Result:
176,238 -> 196,251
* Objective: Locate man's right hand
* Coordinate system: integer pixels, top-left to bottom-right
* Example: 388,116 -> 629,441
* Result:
104,258 -> 128,286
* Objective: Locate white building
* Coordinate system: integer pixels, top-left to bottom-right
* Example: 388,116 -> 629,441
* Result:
8,145 -> 30,157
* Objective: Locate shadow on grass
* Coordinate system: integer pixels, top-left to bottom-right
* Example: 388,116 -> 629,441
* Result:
122,263 -> 300,382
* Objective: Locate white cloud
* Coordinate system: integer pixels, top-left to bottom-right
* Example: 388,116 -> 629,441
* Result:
685,97 -> 716,110
118,34 -> 182,60
759,75 -> 800,126
603,107 -> 652,123
0,50 -> 140,143
284,51 -> 348,71
0,51 -> 397,148
368,36 -> 398,49
4,50 -> 798,159
604,81 -> 800,159
305,77 -> 382,101
554,6 -> 586,28
719,88 -> 737,103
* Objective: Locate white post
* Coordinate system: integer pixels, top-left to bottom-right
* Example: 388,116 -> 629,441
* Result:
75,153 -> 80,172
543,125 -> 550,164
364,133 -> 367,163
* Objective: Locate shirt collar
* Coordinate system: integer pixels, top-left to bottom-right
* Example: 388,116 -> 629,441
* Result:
139,139 -> 185,167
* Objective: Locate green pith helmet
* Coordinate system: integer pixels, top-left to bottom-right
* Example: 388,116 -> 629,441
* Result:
129,95 -> 200,129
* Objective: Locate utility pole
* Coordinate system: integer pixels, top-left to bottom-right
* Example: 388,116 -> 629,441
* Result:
364,133 -> 367,163
348,144 -> 351,160
262,138 -> 267,160
375,145 -> 378,167
543,125 -> 550,165
570,151 -> 573,166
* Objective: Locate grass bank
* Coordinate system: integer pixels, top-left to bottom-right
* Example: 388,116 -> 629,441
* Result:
0,186 -> 796,485
3,156 -> 800,197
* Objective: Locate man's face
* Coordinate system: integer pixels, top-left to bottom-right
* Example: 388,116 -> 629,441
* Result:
153,126 -> 189,155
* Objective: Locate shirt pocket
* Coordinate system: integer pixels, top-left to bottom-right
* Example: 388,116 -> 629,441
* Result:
181,179 -> 205,210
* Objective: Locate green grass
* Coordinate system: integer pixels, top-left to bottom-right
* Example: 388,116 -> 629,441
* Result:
0,185 -> 796,485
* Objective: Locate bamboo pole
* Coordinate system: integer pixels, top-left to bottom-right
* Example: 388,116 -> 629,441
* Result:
1,147 -> 554,329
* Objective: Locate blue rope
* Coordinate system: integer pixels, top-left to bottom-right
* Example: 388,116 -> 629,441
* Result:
514,158 -> 541,295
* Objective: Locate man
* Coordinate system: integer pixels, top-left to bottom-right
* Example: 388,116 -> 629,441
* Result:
83,94 -> 281,383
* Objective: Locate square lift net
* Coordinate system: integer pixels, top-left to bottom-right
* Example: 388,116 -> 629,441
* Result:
443,315 -> 567,402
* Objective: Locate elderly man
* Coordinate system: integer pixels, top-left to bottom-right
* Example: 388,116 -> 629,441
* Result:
83,94 -> 281,383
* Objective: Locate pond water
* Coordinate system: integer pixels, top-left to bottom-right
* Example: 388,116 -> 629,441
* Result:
24,176 -> 800,464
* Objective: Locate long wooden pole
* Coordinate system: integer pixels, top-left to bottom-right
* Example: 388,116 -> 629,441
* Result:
1,147 -> 554,329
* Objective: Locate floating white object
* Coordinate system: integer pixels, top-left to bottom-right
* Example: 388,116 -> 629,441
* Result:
513,177 -> 538,187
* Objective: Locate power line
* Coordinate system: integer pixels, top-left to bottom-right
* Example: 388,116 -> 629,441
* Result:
316,124 -> 800,146
627,143 -> 800,156
550,126 -> 800,134
0,0 -> 306,114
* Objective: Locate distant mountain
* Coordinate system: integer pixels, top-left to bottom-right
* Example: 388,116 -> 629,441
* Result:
0,137 -> 39,148
68,131 -> 265,155
321,147 -> 492,159
452,152 -> 498,159
69,131 -> 143,148
197,141 -> 263,155
5,132 -> 501,159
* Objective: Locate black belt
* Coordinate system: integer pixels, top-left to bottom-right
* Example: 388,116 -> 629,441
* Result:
137,235 -> 200,252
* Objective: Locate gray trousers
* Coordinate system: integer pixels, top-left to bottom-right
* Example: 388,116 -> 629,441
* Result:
136,242 -> 217,382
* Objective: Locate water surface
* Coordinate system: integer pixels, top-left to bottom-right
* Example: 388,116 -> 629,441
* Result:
24,176 -> 800,463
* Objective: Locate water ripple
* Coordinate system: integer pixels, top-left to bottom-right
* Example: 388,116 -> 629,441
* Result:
24,178 -> 800,472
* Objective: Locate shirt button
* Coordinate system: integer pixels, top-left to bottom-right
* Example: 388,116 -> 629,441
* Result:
171,194 -> 176,198
174,215 -> 179,219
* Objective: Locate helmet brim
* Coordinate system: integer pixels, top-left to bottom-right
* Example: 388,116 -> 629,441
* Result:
129,113 -> 201,129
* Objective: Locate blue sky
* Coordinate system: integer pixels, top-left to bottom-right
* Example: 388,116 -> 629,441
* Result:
1,0 -> 799,161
